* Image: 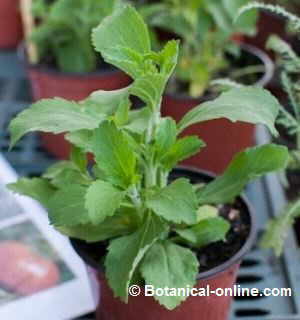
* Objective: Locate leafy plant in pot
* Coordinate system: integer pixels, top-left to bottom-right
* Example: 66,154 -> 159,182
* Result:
238,2 -> 300,244
20,0 -> 131,159
7,6 -> 288,320
136,0 -> 274,174
0,0 -> 23,49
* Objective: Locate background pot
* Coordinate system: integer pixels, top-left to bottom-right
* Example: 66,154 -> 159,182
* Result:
162,44 -> 274,174
25,59 -> 131,159
0,0 -> 23,49
71,167 -> 257,320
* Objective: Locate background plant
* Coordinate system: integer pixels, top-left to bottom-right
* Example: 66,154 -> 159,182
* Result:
30,0 -> 121,72
136,0 -> 258,97
238,2 -> 300,255
8,5 -> 288,310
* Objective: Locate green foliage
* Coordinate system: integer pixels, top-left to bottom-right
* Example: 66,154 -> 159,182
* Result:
197,144 -> 289,204
8,5 -> 288,310
175,217 -> 230,248
137,0 -> 258,97
261,199 -> 300,256
31,0 -> 121,72
140,240 -> 199,310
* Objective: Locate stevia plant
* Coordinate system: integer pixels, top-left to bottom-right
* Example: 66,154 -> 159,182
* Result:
238,2 -> 300,256
137,0 -> 258,97
8,5 -> 288,310
30,0 -> 121,72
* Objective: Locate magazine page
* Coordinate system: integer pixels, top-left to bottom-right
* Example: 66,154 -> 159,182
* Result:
0,154 -> 95,319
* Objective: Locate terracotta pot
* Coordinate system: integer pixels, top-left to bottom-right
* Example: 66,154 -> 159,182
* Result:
0,0 -> 22,49
162,44 -> 274,174
71,167 -> 256,320
26,62 -> 131,159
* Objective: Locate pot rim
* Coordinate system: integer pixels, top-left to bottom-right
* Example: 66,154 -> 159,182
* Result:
17,42 -> 123,77
165,43 -> 274,102
70,166 -> 257,282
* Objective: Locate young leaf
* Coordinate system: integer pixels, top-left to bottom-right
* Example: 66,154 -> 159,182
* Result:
161,136 -> 205,169
146,178 -> 198,224
85,87 -> 131,116
92,121 -> 137,189
105,214 -> 168,302
9,98 -> 104,147
261,199 -> 300,256
175,217 -> 230,248
85,180 -> 125,224
92,5 -> 151,78
158,40 -> 179,78
198,144 -> 289,205
177,88 -> 281,136
140,240 -> 199,310
47,185 -> 90,226
114,98 -> 130,126
130,74 -> 166,110
7,178 -> 56,207
154,118 -> 177,158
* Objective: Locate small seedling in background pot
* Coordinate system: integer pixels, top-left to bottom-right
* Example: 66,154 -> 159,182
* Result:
8,5 -> 288,310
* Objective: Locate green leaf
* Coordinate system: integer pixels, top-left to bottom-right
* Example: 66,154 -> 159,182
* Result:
146,178 -> 198,224
47,185 -> 90,226
161,136 -> 205,169
176,217 -> 230,248
43,161 -> 90,188
154,118 -> 177,158
92,5 -> 151,77
178,88 -> 281,136
125,107 -> 152,134
130,73 -> 166,110
92,121 -> 137,188
197,205 -> 218,222
85,87 -> 130,116
114,98 -> 130,126
7,178 -> 56,207
9,98 -> 104,147
43,161 -> 74,179
85,180 -> 125,224
105,214 -> 168,302
223,0 -> 258,35
140,240 -> 199,310
71,146 -> 87,173
261,199 -> 300,256
65,130 -> 93,153
198,144 -> 289,204
158,40 -> 180,78
57,209 -> 135,243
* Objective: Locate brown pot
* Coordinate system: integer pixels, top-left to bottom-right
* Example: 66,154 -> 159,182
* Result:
71,168 -> 256,320
26,63 -> 131,159
0,0 -> 22,49
162,44 -> 274,174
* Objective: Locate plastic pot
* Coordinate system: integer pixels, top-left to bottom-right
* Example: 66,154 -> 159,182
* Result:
0,0 -> 22,49
162,44 -> 274,174
24,58 -> 131,159
71,167 -> 256,320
